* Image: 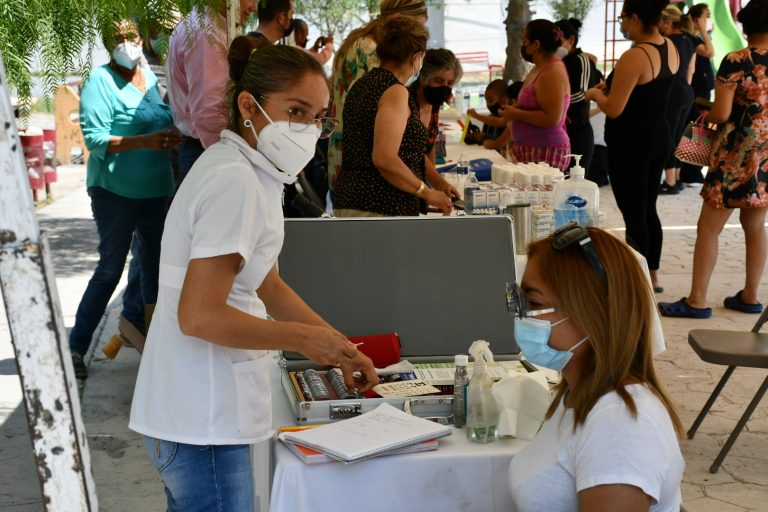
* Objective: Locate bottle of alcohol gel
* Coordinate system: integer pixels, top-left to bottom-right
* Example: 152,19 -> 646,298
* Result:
553,154 -> 599,228
466,340 -> 499,443
453,354 -> 469,428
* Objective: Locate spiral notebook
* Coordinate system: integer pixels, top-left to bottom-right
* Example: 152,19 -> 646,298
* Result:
282,403 -> 452,463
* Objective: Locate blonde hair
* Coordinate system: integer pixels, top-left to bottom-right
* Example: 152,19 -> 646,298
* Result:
333,0 -> 427,80
662,4 -> 695,35
527,229 -> 683,436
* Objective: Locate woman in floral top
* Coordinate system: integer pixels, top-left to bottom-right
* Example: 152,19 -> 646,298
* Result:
327,0 -> 427,192
659,0 -> 768,319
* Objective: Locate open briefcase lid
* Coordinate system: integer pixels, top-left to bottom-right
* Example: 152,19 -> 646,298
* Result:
278,216 -> 519,359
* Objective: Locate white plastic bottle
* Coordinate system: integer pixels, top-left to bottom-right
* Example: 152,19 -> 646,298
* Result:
464,170 -> 481,213
553,154 -> 599,228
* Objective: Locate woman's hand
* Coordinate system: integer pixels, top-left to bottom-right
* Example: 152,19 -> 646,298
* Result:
585,84 -> 606,103
467,108 -> 478,119
431,176 -> 460,200
302,326 -> 379,392
300,325 -> 358,365
339,353 -> 379,393
146,129 -> 183,151
499,104 -> 519,121
423,187 -> 453,215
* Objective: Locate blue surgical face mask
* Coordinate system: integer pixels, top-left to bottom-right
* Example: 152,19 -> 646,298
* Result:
514,316 -> 588,371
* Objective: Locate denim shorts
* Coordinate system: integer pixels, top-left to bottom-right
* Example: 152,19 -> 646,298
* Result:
143,436 -> 253,512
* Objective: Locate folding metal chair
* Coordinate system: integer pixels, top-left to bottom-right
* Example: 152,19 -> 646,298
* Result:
687,307 -> 768,473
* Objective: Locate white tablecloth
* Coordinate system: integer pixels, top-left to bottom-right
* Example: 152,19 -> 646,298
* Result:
266,353 -> 528,512
269,429 -> 526,512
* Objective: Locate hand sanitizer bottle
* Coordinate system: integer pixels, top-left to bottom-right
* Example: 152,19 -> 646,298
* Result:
466,340 -> 499,443
453,355 -> 469,428
553,154 -> 599,228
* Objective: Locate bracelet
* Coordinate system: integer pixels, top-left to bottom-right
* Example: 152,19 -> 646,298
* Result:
413,181 -> 426,197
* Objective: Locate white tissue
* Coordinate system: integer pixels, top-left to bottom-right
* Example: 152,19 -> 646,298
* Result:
491,372 -> 551,440
375,360 -> 415,376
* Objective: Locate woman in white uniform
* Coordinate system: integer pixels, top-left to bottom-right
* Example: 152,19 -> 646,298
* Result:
129,37 -> 378,511
507,223 -> 684,511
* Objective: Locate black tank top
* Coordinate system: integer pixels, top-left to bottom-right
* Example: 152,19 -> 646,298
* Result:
333,67 -> 428,216
606,40 -> 676,134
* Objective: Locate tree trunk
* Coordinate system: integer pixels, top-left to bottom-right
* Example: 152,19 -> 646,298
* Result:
504,0 -> 533,82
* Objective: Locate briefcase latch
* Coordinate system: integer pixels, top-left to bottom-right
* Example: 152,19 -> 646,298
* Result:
330,402 -> 362,419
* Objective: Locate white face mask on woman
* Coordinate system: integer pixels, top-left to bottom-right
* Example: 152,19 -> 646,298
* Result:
244,94 -> 320,180
112,42 -> 143,69
404,55 -> 424,87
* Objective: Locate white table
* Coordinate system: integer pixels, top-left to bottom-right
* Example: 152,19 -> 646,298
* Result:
264,356 -> 528,512
270,430 -> 526,512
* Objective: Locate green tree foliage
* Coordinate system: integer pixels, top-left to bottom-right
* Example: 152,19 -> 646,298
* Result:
294,0 -> 368,37
0,0 -> 214,120
546,0 -> 594,22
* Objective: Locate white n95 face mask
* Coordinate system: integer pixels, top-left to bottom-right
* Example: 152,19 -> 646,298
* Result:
112,42 -> 143,69
245,94 -> 320,179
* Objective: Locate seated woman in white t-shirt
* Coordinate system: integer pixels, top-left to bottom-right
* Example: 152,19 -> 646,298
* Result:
129,36 -> 378,511
508,223 -> 684,512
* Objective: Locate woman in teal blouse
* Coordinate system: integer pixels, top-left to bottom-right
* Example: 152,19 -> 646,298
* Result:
69,20 -> 182,378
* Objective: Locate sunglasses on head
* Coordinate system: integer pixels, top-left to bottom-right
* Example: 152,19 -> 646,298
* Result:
505,222 -> 607,318
550,222 -> 607,283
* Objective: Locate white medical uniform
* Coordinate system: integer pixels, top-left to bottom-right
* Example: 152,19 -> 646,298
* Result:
130,129 -> 291,445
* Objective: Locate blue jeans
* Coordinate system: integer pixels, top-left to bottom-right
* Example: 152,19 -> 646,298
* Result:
177,137 -> 205,187
143,436 -> 253,512
68,187 -> 167,356
121,235 -> 144,330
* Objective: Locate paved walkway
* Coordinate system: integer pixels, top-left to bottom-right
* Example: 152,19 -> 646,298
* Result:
1,166 -> 767,511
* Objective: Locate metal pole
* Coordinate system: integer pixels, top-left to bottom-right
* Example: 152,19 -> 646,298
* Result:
0,52 -> 98,510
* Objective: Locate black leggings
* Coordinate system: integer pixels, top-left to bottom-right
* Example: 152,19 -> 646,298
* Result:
566,122 -> 595,174
606,126 -> 669,270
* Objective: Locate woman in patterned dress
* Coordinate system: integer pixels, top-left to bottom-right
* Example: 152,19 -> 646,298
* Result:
327,0 -> 427,192
659,0 -> 768,318
332,16 -> 453,216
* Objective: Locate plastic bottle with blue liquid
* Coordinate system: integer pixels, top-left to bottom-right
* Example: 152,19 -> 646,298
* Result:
553,154 -> 599,228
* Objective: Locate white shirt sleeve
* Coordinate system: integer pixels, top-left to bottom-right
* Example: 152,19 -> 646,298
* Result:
571,397 -> 670,504
189,167 -> 265,264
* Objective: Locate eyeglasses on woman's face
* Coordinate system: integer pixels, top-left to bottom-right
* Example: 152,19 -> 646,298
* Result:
259,95 -> 339,139
506,281 -> 559,319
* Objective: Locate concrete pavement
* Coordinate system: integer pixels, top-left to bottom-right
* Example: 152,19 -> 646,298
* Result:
1,165 -> 767,511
